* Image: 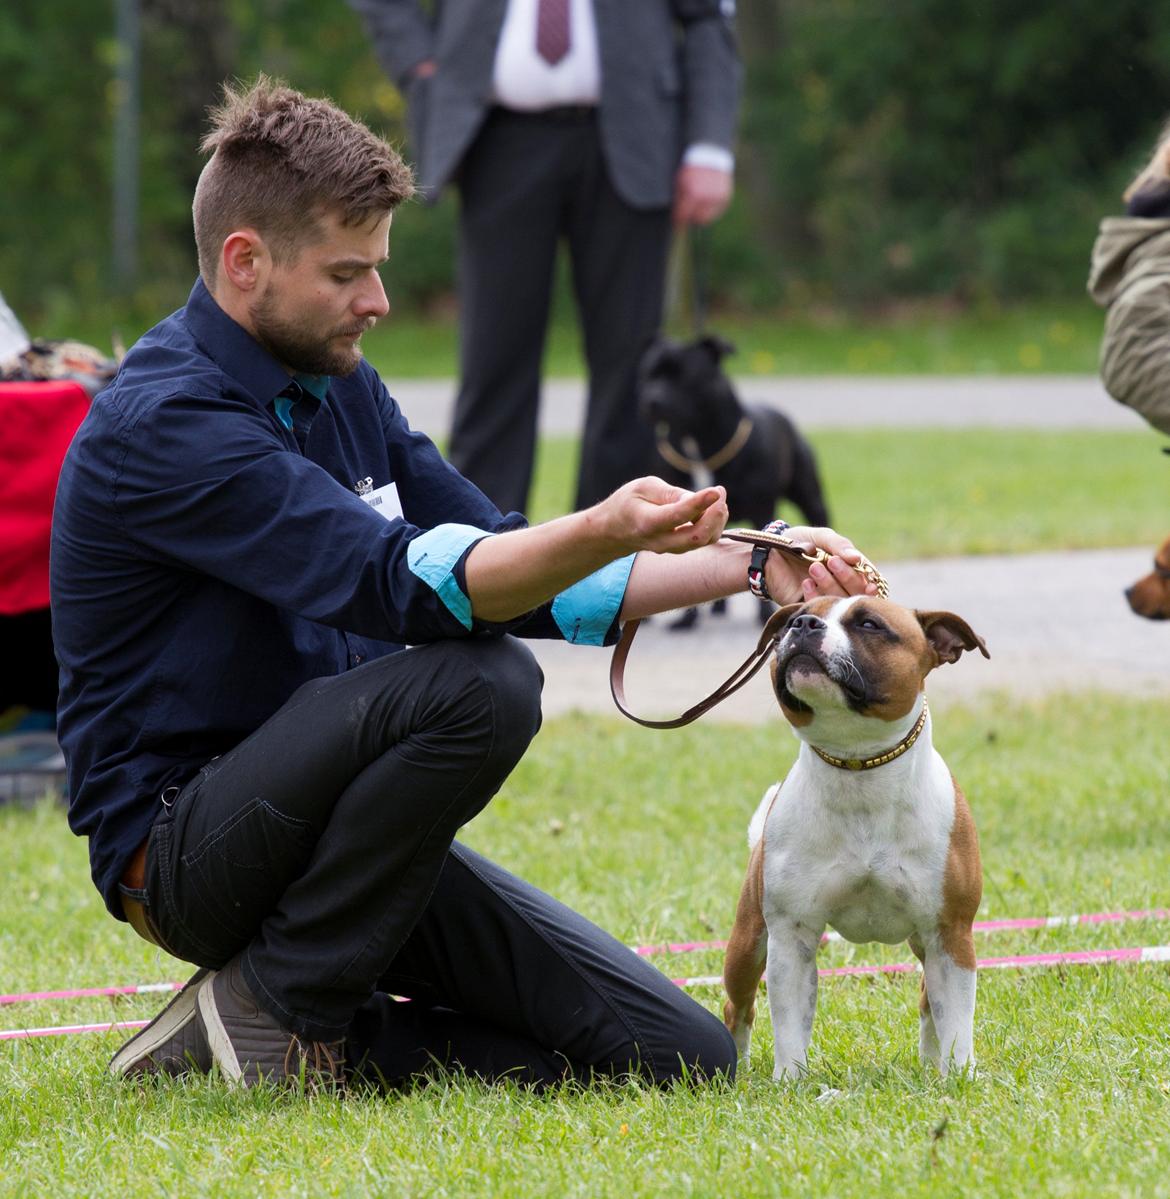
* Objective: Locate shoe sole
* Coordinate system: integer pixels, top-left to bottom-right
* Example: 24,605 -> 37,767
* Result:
197,969 -> 245,1085
107,967 -> 212,1078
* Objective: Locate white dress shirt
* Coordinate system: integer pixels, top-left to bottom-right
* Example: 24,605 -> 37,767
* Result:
489,0 -> 733,174
491,0 -> 601,109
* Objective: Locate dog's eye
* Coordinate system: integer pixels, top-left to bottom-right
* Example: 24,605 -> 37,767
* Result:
857,617 -> 886,632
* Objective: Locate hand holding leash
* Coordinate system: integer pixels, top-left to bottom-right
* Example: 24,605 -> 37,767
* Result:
610,527 -> 888,729
722,526 -> 888,603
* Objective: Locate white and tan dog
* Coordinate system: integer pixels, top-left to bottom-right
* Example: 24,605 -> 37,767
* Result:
722,594 -> 989,1079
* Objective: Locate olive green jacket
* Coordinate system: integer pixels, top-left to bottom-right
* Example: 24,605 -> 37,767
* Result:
1088,215 -> 1170,435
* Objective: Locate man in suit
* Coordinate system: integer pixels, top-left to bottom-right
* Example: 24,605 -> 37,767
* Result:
348,0 -> 741,515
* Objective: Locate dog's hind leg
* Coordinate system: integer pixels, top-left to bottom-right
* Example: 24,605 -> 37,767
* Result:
722,840 -> 769,1061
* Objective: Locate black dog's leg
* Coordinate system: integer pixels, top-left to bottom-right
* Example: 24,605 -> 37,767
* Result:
668,607 -> 701,631
789,438 -> 831,528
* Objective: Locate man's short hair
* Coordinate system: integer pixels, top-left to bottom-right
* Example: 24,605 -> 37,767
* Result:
193,75 -> 415,285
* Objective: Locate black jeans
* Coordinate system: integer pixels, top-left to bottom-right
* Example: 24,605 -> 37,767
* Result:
138,635 -> 735,1088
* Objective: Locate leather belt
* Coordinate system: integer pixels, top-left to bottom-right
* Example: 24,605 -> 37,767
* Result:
120,836 -> 161,948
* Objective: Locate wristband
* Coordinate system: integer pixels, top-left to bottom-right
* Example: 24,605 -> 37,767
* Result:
746,519 -> 791,601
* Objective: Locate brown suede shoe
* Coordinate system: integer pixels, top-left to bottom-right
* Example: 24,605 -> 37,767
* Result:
108,967 -> 212,1079
197,956 -> 344,1089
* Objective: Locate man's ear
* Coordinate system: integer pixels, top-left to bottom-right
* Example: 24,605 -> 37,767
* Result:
220,229 -> 267,293
916,610 -> 990,665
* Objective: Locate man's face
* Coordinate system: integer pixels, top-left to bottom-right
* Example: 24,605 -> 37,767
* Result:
251,209 -> 392,377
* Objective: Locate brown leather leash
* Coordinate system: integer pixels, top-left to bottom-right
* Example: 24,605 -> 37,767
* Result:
609,529 -> 888,730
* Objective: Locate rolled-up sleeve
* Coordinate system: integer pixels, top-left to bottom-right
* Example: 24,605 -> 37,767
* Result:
550,554 -> 636,645
407,524 -> 495,630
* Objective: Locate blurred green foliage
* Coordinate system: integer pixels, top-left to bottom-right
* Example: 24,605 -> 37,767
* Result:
2,0 -> 1170,333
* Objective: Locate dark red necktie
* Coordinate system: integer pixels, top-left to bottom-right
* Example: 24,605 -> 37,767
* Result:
536,0 -> 571,65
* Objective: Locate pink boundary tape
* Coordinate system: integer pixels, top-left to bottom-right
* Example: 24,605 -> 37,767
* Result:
5,944 -> 1170,1043
633,907 -> 1170,959
670,943 -> 1170,989
1,1018 -> 150,1042
2,906 -> 1169,1010
1,981 -> 183,1007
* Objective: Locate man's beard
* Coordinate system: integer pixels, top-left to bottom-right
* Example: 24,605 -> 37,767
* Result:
252,292 -> 373,377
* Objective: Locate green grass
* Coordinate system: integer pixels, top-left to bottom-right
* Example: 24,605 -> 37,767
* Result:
2,695 -> 1169,1196
359,299 -> 1106,379
525,429 -> 1170,558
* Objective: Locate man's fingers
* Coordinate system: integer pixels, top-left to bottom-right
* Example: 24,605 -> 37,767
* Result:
803,556 -> 876,598
785,525 -> 864,563
653,485 -> 725,531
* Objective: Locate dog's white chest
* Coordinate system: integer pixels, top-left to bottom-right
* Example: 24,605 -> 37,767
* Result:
758,747 -> 956,945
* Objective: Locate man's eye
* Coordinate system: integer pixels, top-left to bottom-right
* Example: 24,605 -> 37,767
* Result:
332,274 -> 354,284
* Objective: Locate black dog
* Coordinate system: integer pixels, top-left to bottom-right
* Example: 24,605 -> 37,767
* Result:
638,334 -> 830,626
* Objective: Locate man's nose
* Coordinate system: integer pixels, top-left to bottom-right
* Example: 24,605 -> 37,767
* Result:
356,271 -> 390,319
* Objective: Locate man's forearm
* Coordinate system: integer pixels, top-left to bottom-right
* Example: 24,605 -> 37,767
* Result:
619,541 -> 749,621
462,478 -> 731,623
462,509 -> 628,624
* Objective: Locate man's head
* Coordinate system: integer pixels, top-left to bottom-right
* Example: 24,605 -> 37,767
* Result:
193,76 -> 415,376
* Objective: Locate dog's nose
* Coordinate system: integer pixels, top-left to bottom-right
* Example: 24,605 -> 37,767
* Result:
789,613 -> 828,635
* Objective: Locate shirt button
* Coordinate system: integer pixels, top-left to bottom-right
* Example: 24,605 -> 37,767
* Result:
352,654 -> 364,666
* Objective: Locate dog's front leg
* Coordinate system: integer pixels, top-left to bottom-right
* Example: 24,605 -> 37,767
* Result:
916,929 -> 977,1077
765,923 -> 821,1081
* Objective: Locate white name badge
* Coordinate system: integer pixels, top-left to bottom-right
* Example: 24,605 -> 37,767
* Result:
360,481 -> 403,523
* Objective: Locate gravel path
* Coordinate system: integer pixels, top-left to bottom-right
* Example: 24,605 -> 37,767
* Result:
525,546 -> 1167,723
383,372 -> 1165,721
387,374 -> 1152,438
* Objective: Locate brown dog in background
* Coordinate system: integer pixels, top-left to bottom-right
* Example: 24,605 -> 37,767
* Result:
1126,536 -> 1170,620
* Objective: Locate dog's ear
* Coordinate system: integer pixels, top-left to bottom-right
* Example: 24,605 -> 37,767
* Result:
916,611 -> 990,665
638,334 -> 677,374
757,603 -> 805,654
698,333 -> 737,362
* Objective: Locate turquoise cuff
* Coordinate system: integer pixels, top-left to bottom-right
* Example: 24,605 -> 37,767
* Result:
407,524 -> 493,631
551,554 -> 637,645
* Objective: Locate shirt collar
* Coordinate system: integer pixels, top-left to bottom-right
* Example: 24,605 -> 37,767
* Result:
183,276 -> 298,407
294,372 -> 330,401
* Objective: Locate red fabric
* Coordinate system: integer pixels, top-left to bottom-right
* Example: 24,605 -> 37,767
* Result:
0,381 -> 90,614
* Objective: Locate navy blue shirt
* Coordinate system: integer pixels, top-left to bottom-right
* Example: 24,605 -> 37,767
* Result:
51,279 -> 634,917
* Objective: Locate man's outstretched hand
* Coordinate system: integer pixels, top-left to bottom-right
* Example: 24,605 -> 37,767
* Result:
589,477 -> 729,555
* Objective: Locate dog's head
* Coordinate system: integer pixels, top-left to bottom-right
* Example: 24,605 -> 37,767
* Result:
759,595 -> 988,750
636,333 -> 737,436
1125,537 -> 1170,621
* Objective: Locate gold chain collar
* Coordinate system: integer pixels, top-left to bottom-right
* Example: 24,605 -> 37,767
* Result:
655,415 -> 754,474
809,701 -> 929,771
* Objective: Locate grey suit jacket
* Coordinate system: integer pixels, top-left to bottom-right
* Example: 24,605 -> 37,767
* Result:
348,0 -> 741,209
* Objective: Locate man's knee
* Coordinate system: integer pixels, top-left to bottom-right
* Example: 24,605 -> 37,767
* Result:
430,635 -> 543,769
654,1008 -> 738,1087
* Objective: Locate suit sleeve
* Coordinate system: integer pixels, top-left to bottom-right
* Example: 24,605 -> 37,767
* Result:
673,0 -> 742,151
347,0 -> 435,86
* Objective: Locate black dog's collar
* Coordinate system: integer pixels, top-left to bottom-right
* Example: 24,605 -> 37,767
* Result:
656,415 -> 754,474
